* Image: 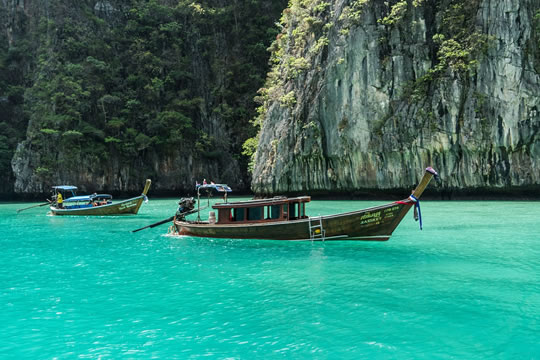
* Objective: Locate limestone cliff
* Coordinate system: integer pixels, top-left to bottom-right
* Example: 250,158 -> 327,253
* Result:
252,0 -> 540,196
1,0 -> 285,196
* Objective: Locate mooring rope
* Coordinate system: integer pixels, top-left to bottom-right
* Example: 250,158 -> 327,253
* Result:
408,194 -> 422,230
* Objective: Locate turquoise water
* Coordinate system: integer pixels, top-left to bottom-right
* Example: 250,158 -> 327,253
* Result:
1,198 -> 539,359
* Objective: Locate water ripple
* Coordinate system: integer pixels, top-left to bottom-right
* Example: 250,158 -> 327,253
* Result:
1,200 -> 539,358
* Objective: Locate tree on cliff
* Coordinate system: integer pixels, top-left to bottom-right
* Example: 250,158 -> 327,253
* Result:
1,0 -> 287,195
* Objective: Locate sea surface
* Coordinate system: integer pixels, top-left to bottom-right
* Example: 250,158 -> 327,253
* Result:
1,198 -> 539,359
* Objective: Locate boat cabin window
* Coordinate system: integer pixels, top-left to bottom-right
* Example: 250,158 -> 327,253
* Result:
289,202 -> 297,219
233,208 -> 245,221
247,207 -> 263,221
266,205 -> 280,220
288,202 -> 306,219
219,199 -> 308,223
227,204 -> 281,223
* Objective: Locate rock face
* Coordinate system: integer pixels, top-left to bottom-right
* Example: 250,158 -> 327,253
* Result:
252,0 -> 540,196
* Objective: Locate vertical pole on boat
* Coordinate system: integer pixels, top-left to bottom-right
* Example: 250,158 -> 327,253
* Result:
197,187 -> 201,222
53,188 -> 58,208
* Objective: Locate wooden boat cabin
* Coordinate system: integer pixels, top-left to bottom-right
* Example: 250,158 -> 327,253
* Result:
210,196 -> 311,224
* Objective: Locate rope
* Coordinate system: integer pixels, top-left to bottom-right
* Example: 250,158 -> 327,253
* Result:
409,194 -> 422,230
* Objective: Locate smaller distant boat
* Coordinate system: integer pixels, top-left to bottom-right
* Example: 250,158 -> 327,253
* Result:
49,179 -> 151,216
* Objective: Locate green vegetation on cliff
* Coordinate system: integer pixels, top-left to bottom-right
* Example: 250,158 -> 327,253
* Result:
533,8 -> 540,72
0,3 -> 30,193
245,0 -> 497,171
243,0 -> 334,172
0,0 -> 286,193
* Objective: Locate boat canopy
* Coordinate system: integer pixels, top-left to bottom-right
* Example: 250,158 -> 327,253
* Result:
53,185 -> 78,190
64,194 -> 112,203
196,184 -> 232,193
212,196 -> 310,209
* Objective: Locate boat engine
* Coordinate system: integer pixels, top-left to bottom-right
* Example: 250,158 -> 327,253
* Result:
176,197 -> 196,220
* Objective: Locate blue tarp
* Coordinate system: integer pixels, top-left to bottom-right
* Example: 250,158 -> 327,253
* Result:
64,194 -> 112,203
196,184 -> 232,193
64,195 -> 91,202
52,185 -> 78,190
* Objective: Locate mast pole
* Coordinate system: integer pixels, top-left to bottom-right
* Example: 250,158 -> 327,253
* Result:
197,187 -> 201,222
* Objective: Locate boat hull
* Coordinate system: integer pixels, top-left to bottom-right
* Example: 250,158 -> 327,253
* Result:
173,201 -> 413,241
50,196 -> 146,216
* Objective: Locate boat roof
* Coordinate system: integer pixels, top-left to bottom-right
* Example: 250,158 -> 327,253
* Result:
212,196 -> 311,209
64,194 -> 112,203
53,185 -> 78,190
197,184 -> 232,193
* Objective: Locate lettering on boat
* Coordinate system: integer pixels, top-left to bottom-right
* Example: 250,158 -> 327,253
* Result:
383,205 -> 400,219
118,201 -> 137,210
359,211 -> 382,225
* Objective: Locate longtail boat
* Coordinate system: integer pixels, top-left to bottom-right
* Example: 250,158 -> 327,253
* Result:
49,179 -> 151,216
169,168 -> 438,241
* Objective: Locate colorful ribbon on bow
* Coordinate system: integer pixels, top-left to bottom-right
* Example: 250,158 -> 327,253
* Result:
409,194 -> 422,230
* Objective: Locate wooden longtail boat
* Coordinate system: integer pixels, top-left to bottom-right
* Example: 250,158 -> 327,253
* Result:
49,179 -> 151,216
170,168 -> 438,241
